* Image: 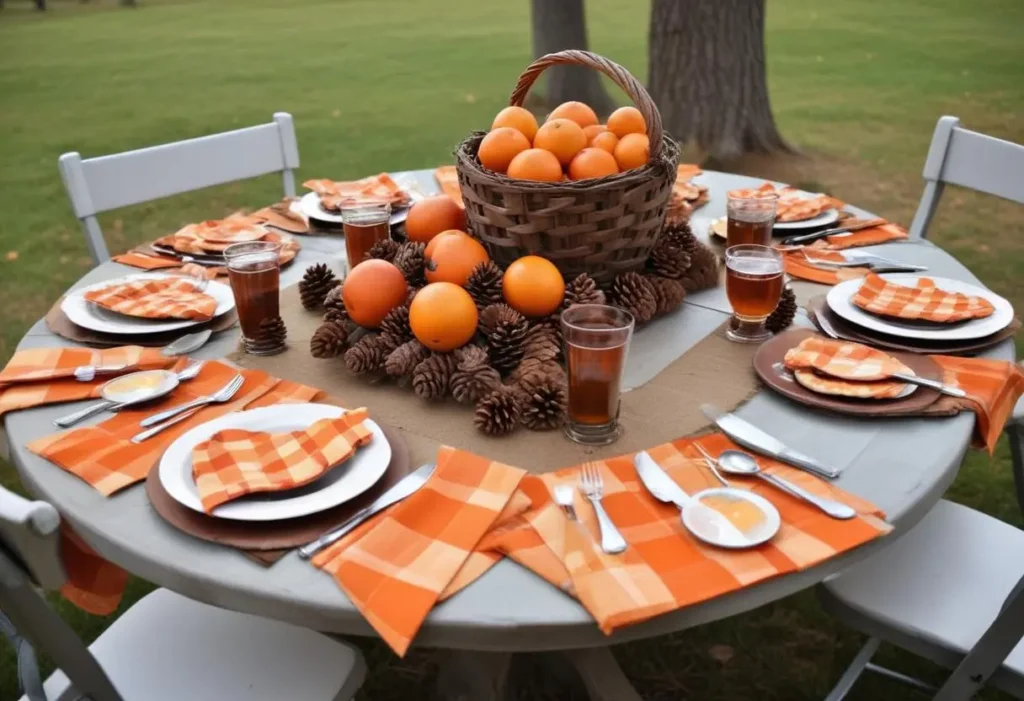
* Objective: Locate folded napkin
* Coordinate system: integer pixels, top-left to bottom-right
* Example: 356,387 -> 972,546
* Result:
193,408 -> 374,513
304,174 -> 409,211
433,166 -> 464,208
84,277 -> 217,321
781,222 -> 910,285
112,250 -> 226,279
668,164 -> 709,222
59,525 -> 128,616
0,346 -> 175,416
784,336 -> 912,381
853,272 -> 995,322
151,220 -> 300,261
250,199 -> 310,234
29,362 -> 322,495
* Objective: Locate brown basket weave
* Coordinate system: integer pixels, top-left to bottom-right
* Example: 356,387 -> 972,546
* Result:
455,50 -> 679,285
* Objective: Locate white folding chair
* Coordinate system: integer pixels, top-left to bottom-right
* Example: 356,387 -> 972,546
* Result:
908,115 -> 1024,515
0,486 -> 365,701
59,112 -> 300,265
818,500 -> 1024,700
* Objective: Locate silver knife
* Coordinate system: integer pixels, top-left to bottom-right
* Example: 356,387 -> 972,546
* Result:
298,462 -> 437,559
701,404 -> 840,480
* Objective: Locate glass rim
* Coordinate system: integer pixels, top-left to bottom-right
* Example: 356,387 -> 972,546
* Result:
223,240 -> 282,261
340,200 -> 392,213
725,243 -> 782,259
560,303 -> 635,333
726,189 -> 779,203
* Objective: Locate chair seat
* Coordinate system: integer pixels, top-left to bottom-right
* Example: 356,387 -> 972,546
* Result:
820,499 -> 1024,697
22,588 -> 364,701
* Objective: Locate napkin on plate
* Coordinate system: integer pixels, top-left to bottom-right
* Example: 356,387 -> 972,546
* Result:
780,222 -> 910,285
84,277 -> 217,321
192,408 -> 374,513
304,174 -> 410,211
783,336 -> 914,399
731,182 -> 844,222
250,199 -> 310,234
852,272 -> 995,322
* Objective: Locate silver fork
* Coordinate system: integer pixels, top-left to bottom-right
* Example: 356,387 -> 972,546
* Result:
130,375 -> 244,443
579,464 -> 627,554
691,444 -> 730,486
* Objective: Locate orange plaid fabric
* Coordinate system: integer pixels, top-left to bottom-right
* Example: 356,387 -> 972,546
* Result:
59,525 -> 128,616
250,199 -> 310,234
781,222 -> 911,285
784,336 -> 912,381
192,218 -> 267,245
152,223 -> 300,263
0,346 -> 174,417
304,174 -> 410,211
112,251 -> 226,279
792,370 -> 909,399
192,408 -> 374,513
433,166 -> 464,208
853,272 -> 996,322
932,356 -> 1024,453
734,182 -> 844,222
28,361 -> 323,495
83,277 -> 217,321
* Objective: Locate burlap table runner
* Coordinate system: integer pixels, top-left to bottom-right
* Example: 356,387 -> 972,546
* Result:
230,286 -> 761,473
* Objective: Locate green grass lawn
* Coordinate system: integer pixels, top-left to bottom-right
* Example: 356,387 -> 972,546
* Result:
1,0 -> 1022,698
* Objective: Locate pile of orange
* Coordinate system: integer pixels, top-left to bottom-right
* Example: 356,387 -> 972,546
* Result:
478,102 -> 649,182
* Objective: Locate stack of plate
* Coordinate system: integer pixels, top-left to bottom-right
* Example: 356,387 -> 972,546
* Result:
150,218 -> 301,268
708,188 -> 841,242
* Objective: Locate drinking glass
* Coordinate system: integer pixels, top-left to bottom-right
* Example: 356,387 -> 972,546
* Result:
561,304 -> 635,445
726,189 -> 778,248
725,244 -> 784,344
224,241 -> 283,355
341,202 -> 392,271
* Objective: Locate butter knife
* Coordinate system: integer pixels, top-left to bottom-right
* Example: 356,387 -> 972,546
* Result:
701,404 -> 840,480
780,218 -> 887,246
298,462 -> 437,559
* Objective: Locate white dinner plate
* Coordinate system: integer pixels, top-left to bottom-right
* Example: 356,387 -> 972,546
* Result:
827,273 -> 1014,341
61,273 -> 235,335
298,191 -> 419,228
772,203 -> 840,231
159,403 -> 392,521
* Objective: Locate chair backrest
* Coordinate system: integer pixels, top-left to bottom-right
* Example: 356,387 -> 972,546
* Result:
909,115 -> 1024,239
0,487 -> 123,701
59,111 -> 300,264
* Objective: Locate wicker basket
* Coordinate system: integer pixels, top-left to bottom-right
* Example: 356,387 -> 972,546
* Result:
455,50 -> 679,286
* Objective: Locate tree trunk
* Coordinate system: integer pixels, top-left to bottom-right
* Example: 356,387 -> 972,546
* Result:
530,0 -> 615,116
648,0 -> 792,160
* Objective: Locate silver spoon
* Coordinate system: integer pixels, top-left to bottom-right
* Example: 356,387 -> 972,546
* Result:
161,329 -> 213,357
712,449 -> 857,520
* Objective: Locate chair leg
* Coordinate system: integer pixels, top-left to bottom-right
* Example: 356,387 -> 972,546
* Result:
1007,423 -> 1024,518
825,637 -> 880,701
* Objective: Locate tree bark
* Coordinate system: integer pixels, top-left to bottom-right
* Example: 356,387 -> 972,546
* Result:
530,0 -> 615,116
648,0 -> 792,160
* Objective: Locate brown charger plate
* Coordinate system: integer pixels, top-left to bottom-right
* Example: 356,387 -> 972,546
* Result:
46,299 -> 238,348
807,295 -> 1019,356
145,420 -> 411,552
754,328 -> 943,416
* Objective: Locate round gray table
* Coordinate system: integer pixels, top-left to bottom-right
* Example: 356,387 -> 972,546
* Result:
7,169 -> 1014,699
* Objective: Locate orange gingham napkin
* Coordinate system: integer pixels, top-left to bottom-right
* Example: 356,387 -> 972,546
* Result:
83,277 -> 217,321
852,272 -> 996,322
59,525 -> 128,616
781,222 -> 909,285
433,166 -> 464,208
304,174 -> 410,211
783,336 -> 915,399
192,408 -> 374,513
251,199 -> 310,234
930,356 -> 1024,453
0,346 -> 175,417
736,182 -> 844,222
27,361 -> 323,495
112,250 -> 225,279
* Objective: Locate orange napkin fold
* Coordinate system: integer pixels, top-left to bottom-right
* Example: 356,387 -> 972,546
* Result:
59,525 -> 128,616
781,222 -> 910,285
152,223 -> 300,263
0,346 -> 175,417
853,272 -> 995,322
250,199 -> 310,234
112,251 -> 226,279
28,361 -> 323,495
931,356 -> 1024,453
83,277 -> 217,321
783,336 -> 912,381
192,408 -> 374,513
304,174 -> 410,211
736,182 -> 844,222
433,166 -> 464,208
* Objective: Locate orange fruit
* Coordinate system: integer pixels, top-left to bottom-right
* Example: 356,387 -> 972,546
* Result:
568,148 -> 619,181
589,131 -> 619,154
607,106 -> 646,139
502,255 -> 565,317
533,118 -> 587,166
583,124 -> 608,141
614,133 -> 650,171
491,106 -> 539,143
409,282 -> 479,351
424,228 -> 469,259
425,232 -> 490,286
342,259 -> 408,328
405,195 -> 466,244
478,127 -> 531,174
506,148 -> 563,182
548,101 -> 599,129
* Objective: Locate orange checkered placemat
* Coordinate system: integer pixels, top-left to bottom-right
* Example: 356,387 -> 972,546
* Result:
83,277 -> 217,321
304,174 -> 411,211
0,346 -> 176,417
192,408 -> 374,513
434,166 -> 464,208
852,272 -> 996,322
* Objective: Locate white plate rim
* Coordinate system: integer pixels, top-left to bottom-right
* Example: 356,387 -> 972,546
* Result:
61,273 -> 235,335
158,403 -> 391,521
826,273 -> 1014,341
682,487 -> 781,549
298,191 -> 414,227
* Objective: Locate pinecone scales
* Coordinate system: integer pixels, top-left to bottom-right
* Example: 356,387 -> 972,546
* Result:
518,373 -> 567,431
682,241 -> 720,292
647,276 -> 686,316
344,334 -> 396,375
474,386 -> 521,436
412,352 -> 458,400
480,303 -> 529,374
450,345 -> 500,404
562,273 -> 605,310
609,272 -> 657,323
310,321 -> 348,358
766,286 -> 797,333
394,242 -> 426,287
466,261 -> 504,310
299,263 -> 340,310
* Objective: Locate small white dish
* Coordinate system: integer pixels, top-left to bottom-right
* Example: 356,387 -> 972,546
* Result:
773,207 -> 839,231
100,369 -> 179,405
681,487 -> 781,549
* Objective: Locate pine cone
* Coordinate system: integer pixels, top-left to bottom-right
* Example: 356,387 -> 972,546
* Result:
364,238 -> 400,263
609,272 -> 657,323
479,303 -> 529,374
647,276 -> 687,316
766,285 -> 798,333
323,286 -> 349,324
344,334 -> 395,376
310,321 -> 348,358
405,286 -> 421,306
562,273 -> 606,310
518,373 -> 567,431
378,305 -> 413,344
646,235 -> 692,281
412,352 -> 458,400
661,221 -> 700,257
450,345 -> 501,404
393,241 -> 426,287
465,261 -> 504,310
299,263 -> 340,310
522,322 -> 562,363
474,386 -> 521,436
511,357 -> 566,387
682,242 -> 720,292
385,339 -> 430,378
253,316 -> 287,351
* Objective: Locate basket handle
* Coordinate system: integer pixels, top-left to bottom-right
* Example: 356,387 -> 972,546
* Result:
508,50 -> 664,159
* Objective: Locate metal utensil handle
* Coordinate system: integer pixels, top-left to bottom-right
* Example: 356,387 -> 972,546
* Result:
53,399 -> 116,428
892,373 -> 967,398
139,395 -> 213,427
298,505 -> 375,559
589,499 -> 627,554
777,448 -> 840,480
130,405 -> 205,443
759,473 -> 856,520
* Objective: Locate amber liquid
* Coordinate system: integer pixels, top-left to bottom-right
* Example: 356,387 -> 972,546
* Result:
726,217 -> 773,248
566,333 -> 628,426
343,220 -> 390,266
726,258 -> 784,320
227,253 -> 280,340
